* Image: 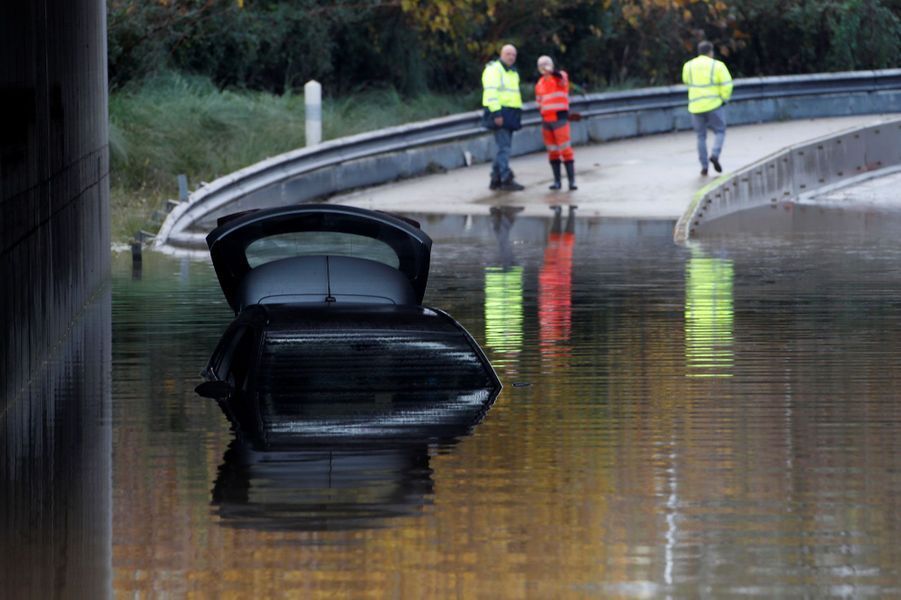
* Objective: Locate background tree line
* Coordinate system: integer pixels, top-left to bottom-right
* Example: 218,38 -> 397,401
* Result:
106,0 -> 900,241
109,0 -> 900,95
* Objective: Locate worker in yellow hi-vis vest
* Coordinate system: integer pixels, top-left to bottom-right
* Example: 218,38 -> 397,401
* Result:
481,44 -> 525,191
682,41 -> 733,176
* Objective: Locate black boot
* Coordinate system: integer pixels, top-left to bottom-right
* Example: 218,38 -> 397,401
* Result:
548,160 -> 562,190
500,174 -> 524,191
489,174 -> 501,190
564,160 -> 577,190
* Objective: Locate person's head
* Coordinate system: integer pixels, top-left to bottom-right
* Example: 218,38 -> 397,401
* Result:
500,44 -> 517,67
537,55 -> 554,75
698,41 -> 714,57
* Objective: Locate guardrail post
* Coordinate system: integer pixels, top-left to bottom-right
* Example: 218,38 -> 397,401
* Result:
305,80 -> 322,147
177,174 -> 189,202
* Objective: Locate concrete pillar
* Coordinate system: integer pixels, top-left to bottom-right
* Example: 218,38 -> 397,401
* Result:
305,80 -> 322,146
1,0 -> 111,403
0,0 -> 112,596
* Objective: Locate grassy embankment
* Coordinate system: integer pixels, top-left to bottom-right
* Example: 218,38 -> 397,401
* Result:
109,73 -> 478,242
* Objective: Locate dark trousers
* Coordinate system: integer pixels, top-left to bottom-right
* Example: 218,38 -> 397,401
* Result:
491,128 -> 513,181
691,107 -> 726,168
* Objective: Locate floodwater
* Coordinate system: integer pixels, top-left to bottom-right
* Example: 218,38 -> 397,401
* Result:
6,205 -> 901,597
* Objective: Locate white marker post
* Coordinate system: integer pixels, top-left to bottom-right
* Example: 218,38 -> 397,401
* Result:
304,80 -> 322,146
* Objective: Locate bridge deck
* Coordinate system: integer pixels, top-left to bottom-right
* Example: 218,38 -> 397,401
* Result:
331,115 -> 892,220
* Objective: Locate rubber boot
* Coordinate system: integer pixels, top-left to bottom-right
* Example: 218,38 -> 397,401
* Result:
564,160 -> 577,191
500,174 -> 524,191
548,160 -> 562,190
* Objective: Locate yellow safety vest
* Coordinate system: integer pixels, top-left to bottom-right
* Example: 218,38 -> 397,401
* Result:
682,55 -> 733,114
482,60 -> 523,113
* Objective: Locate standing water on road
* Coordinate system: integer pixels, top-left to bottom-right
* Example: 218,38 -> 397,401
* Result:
108,207 -> 901,597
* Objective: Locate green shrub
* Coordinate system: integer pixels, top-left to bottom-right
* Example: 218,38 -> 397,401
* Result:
108,73 -> 474,240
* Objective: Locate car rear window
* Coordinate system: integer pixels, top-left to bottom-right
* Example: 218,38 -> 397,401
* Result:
246,231 -> 400,269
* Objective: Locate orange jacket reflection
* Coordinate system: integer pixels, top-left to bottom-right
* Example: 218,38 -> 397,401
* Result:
538,226 -> 574,360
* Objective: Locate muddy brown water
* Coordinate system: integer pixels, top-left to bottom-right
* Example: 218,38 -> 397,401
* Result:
5,206 -> 901,597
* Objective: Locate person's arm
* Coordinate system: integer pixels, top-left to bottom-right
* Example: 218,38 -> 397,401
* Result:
569,79 -> 587,96
717,62 -> 733,102
482,64 -> 503,126
682,60 -> 691,86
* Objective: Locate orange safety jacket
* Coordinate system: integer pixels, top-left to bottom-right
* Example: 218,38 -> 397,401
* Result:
535,71 -> 570,123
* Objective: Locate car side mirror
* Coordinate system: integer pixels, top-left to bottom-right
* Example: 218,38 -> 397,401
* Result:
195,380 -> 234,399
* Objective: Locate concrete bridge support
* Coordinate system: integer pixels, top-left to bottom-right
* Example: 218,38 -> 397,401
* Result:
1,0 -> 110,405
1,1 -> 112,597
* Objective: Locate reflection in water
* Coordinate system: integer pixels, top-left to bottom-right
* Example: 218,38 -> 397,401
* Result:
107,221 -> 901,597
684,248 -> 734,377
131,246 -> 142,280
538,205 -> 576,363
484,206 -> 525,368
210,388 -> 497,533
212,441 -> 434,532
697,200 -> 901,238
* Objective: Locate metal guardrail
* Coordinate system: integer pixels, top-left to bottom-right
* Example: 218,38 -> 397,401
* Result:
673,116 -> 901,243
155,69 -> 901,253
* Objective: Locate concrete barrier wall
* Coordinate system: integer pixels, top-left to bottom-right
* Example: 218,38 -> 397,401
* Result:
673,117 -> 901,243
156,70 -> 901,252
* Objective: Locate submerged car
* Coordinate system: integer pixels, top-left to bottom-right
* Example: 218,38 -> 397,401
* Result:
196,204 -> 501,447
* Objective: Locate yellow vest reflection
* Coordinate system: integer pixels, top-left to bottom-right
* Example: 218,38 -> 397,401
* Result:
484,266 -> 524,369
484,206 -> 525,372
684,250 -> 734,377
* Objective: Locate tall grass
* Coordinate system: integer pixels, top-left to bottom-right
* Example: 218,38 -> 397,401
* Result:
109,72 -> 477,241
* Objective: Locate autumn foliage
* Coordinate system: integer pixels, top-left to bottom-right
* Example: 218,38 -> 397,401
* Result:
109,0 -> 900,94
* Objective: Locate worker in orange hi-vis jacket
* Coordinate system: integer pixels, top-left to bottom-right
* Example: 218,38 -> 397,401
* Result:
535,55 -> 577,191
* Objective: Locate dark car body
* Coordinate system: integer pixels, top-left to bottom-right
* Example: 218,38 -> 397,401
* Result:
196,204 -> 501,447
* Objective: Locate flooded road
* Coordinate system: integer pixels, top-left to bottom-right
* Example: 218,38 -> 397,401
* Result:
6,206 -> 901,597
